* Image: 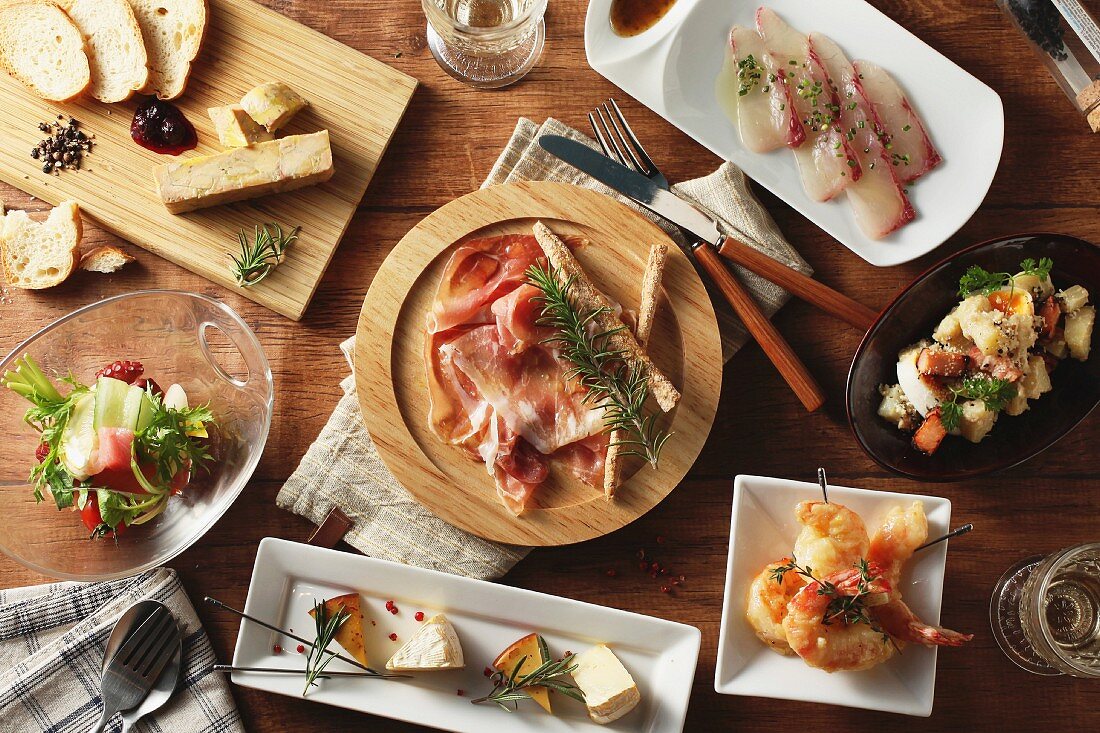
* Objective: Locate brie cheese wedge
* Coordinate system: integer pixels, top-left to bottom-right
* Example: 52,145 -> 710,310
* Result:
572,644 -> 641,725
385,614 -> 464,671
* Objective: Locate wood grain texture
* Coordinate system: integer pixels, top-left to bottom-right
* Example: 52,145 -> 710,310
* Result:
1,0 -> 1099,731
354,182 -> 721,545
0,0 -> 416,319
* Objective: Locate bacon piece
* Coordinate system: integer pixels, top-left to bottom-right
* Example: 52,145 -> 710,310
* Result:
1038,296 -> 1060,339
757,8 -> 860,201
854,60 -> 942,183
810,33 -> 915,239
729,24 -> 805,152
916,347 -> 968,377
912,409 -> 947,455
968,346 -> 1024,383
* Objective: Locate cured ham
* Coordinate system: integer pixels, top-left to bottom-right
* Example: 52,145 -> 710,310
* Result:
854,60 -> 942,183
810,33 -> 916,239
426,235 -> 609,515
728,25 -> 804,152
756,8 -> 860,201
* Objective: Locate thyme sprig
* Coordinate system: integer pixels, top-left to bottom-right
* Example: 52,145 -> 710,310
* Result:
230,223 -> 300,287
303,599 -> 350,695
471,654 -> 584,711
771,558 -> 894,645
526,262 -> 671,467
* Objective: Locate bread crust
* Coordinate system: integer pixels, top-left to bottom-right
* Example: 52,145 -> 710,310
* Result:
0,201 -> 82,289
130,0 -> 209,100
58,0 -> 149,103
79,244 -> 135,273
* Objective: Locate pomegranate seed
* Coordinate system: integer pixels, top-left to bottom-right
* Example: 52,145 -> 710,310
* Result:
414,611 -> 425,622
638,561 -> 647,571
656,535 -> 666,544
483,667 -> 493,677
272,644 -> 282,654
389,633 -> 398,641
661,585 -> 671,593
35,442 -> 50,463
296,644 -> 305,653
456,689 -> 464,697
605,568 -> 617,577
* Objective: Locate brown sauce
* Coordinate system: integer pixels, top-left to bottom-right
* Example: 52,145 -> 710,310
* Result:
610,0 -> 678,37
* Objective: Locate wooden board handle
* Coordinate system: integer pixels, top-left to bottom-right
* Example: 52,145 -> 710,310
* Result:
692,244 -> 826,412
717,235 -> 878,332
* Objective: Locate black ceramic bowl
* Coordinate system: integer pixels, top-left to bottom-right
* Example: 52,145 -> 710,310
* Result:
847,233 -> 1100,482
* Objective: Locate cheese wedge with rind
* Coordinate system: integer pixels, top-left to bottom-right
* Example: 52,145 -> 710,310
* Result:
153,130 -> 334,214
572,644 -> 641,725
385,614 -> 464,671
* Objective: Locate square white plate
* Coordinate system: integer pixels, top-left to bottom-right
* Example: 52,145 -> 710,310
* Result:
231,538 -> 701,732
714,475 -> 954,717
584,0 -> 1004,267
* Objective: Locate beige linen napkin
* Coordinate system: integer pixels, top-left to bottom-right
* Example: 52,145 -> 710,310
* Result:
276,118 -> 810,580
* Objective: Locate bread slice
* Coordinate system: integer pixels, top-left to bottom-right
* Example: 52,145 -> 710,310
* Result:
604,244 -> 668,499
532,221 -> 680,413
58,0 -> 149,103
0,1 -> 90,102
80,244 -> 135,273
127,0 -> 207,100
1,201 -> 82,289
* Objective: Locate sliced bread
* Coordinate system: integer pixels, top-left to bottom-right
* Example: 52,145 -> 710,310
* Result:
1,201 -> 82,289
58,0 -> 149,103
80,244 -> 135,273
0,1 -> 90,102
127,0 -> 207,100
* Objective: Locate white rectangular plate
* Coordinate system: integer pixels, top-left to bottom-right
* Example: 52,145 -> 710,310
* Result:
584,0 -> 1004,267
714,475 -> 954,717
232,538 -> 701,732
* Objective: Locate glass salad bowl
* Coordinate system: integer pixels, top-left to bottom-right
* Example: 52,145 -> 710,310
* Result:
0,291 -> 273,581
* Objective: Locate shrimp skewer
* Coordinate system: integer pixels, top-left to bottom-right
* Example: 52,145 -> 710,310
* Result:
873,598 -> 973,647
793,500 -> 870,577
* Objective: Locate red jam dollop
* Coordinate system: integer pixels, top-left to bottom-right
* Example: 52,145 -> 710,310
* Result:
131,97 -> 197,155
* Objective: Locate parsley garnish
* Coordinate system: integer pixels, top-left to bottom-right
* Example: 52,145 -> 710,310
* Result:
958,257 -> 1054,297
938,376 -> 1018,431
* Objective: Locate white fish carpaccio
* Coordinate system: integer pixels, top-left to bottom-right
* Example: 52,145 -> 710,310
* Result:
756,8 -> 860,201
728,24 -> 804,152
854,60 -> 942,183
809,32 -> 915,239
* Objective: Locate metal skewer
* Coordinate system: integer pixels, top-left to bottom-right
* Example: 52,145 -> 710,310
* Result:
213,665 -> 399,678
203,596 -> 409,679
817,467 -> 829,503
915,523 -> 974,552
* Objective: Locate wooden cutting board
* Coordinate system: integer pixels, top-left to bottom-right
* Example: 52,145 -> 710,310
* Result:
354,182 -> 723,546
0,0 -> 416,320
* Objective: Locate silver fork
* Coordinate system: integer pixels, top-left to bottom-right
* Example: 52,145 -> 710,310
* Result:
93,605 -> 181,733
588,99 -> 670,191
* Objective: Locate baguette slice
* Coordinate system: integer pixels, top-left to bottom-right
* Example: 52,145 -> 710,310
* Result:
57,0 -> 148,103
127,0 -> 207,100
80,244 -> 135,273
532,221 -> 681,412
604,243 -> 668,499
1,201 -> 82,289
0,1 -> 90,102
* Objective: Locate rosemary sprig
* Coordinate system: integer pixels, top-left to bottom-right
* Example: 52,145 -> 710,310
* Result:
471,654 -> 584,711
526,262 -> 671,467
230,223 -> 300,287
303,599 -> 350,695
771,558 -> 895,646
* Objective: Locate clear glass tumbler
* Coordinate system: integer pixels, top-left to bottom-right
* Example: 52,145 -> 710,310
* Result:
991,543 -> 1100,676
422,0 -> 548,89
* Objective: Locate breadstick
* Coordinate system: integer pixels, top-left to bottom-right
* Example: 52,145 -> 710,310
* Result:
532,221 -> 681,413
604,243 -> 668,499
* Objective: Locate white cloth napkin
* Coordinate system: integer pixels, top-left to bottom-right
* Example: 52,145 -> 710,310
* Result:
276,117 -> 810,580
0,567 -> 243,733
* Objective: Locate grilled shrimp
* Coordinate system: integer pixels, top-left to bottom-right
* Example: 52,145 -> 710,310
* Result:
793,501 -> 870,577
782,563 -> 896,672
873,598 -> 974,647
745,558 -> 806,655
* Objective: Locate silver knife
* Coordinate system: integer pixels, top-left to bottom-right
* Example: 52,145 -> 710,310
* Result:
537,134 -> 878,333
537,134 -> 826,412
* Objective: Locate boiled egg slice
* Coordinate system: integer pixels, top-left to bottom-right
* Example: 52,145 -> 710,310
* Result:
896,346 -> 939,417
988,286 -> 1034,318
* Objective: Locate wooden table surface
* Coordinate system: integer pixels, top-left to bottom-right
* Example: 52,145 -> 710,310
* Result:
2,1 -> 1099,730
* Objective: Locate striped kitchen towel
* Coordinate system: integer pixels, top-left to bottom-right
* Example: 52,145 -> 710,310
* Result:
0,567 -> 242,733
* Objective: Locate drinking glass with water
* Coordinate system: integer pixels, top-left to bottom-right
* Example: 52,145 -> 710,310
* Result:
422,0 -> 548,88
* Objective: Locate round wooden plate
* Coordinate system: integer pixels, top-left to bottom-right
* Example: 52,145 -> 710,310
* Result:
354,182 -> 722,546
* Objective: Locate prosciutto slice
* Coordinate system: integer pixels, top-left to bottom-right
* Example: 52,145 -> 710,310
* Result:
757,8 -> 860,201
854,60 -> 942,183
728,25 -> 804,152
810,33 -> 915,239
426,235 -> 608,515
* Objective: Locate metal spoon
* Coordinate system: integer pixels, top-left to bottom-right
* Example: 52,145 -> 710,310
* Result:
102,600 -> 184,732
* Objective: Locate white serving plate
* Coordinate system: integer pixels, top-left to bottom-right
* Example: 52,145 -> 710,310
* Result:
584,0 -> 1004,267
714,475 -> 955,717
232,538 -> 701,732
